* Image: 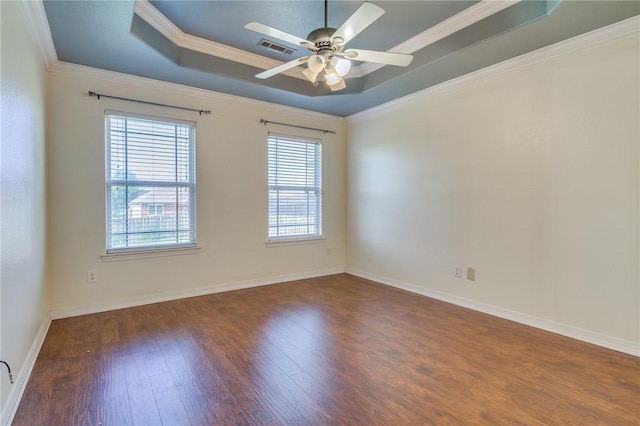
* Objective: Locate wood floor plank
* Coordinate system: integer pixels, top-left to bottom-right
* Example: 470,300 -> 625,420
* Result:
147,371 -> 192,426
72,348 -> 104,426
101,355 -> 134,425
156,327 -> 222,425
191,327 -> 279,424
123,353 -> 163,425
207,322 -> 331,424
14,273 -> 640,425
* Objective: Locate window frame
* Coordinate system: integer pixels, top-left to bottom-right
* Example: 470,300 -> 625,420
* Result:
267,132 -> 323,243
105,110 -> 197,254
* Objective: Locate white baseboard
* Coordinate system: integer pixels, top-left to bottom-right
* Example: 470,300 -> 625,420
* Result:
1,314 -> 52,426
50,267 -> 345,319
346,268 -> 639,357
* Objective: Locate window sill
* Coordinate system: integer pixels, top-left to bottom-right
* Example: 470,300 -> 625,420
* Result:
101,245 -> 201,262
266,237 -> 325,248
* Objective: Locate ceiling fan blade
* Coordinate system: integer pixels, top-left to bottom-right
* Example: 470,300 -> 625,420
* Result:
342,49 -> 413,67
245,22 -> 310,48
332,2 -> 385,45
255,57 -> 309,79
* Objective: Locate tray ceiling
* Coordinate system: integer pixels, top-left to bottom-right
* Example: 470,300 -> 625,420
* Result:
42,0 -> 639,116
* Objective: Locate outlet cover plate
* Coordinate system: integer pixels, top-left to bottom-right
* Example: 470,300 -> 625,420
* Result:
467,267 -> 476,281
454,266 -> 462,278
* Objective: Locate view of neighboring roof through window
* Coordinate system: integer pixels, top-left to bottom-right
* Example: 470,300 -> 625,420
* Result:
105,111 -> 196,252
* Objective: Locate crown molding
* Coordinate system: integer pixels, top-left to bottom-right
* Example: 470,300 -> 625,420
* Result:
134,0 -> 306,81
20,0 -> 57,70
48,60 -> 346,123
350,0 -> 521,77
133,0 -> 183,41
348,16 -> 640,122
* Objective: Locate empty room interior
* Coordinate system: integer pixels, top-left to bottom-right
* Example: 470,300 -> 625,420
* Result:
1,0 -> 639,424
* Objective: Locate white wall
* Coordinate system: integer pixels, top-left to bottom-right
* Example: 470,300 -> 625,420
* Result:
347,33 -> 639,348
0,0 -> 49,416
47,69 -> 346,313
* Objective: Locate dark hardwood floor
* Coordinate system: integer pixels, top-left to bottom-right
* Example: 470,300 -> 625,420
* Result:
14,274 -> 639,425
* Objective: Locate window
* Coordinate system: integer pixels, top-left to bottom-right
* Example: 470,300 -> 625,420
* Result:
106,111 -> 196,252
147,204 -> 164,216
268,133 -> 322,240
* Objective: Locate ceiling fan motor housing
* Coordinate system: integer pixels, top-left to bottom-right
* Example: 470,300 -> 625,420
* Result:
306,27 -> 343,55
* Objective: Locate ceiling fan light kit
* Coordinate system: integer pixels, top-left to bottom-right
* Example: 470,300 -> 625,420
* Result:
331,56 -> 352,77
328,78 -> 346,92
245,1 -> 413,92
308,54 -> 326,73
302,68 -> 319,84
325,67 -> 341,85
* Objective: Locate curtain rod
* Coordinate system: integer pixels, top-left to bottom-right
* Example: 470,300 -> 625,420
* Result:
260,119 -> 335,135
89,91 -> 211,116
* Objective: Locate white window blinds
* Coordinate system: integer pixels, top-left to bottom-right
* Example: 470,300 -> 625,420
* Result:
105,112 -> 196,252
268,133 -> 322,240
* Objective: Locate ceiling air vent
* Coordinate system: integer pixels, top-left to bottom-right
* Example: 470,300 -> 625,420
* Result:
258,39 -> 295,55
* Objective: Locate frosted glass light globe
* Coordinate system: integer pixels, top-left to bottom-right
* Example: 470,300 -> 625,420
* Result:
329,78 -> 346,91
302,68 -> 319,83
307,55 -> 325,73
325,68 -> 341,85
331,57 -> 351,77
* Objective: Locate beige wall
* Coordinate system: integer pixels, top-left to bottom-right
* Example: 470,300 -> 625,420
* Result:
0,0 -> 49,414
347,34 -> 639,346
47,70 -> 346,313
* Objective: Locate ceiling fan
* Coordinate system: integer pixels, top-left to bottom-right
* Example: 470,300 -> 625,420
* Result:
245,1 -> 413,91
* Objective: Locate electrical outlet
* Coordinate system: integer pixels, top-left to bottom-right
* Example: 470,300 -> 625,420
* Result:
87,269 -> 97,283
325,247 -> 332,256
454,266 -> 462,278
467,267 -> 476,281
